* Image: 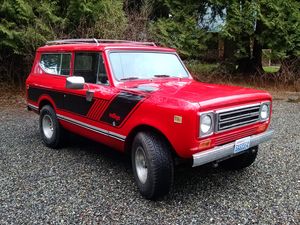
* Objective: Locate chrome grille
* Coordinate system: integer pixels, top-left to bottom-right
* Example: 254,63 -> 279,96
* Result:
217,104 -> 260,132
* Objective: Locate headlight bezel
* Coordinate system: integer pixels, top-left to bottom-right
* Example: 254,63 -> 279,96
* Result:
199,112 -> 215,137
199,102 -> 271,138
260,102 -> 271,121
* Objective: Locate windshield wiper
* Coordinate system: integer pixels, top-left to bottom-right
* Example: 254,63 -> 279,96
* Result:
153,74 -> 170,78
120,76 -> 139,81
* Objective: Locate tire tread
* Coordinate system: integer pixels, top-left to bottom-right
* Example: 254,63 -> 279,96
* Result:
132,131 -> 174,199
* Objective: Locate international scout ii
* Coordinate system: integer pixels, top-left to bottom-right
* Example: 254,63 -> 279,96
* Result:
26,39 -> 274,199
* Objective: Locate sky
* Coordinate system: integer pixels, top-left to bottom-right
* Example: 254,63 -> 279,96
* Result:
201,7 -> 226,32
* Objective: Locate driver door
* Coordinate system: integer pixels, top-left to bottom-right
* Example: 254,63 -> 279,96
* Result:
63,51 -> 115,120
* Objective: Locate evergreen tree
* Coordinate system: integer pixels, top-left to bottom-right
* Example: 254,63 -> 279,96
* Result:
211,0 -> 300,73
150,0 -> 211,58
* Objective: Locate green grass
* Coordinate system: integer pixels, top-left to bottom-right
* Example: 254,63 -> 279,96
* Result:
263,66 -> 280,73
186,61 -> 219,74
186,61 -> 281,75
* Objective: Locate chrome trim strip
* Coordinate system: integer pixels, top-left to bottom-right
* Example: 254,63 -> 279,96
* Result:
216,119 -> 262,133
216,103 -> 261,114
218,106 -> 260,119
219,110 -> 260,122
216,103 -> 265,133
57,114 -> 126,141
219,113 -> 260,124
192,129 -> 274,167
219,118 -> 259,130
28,103 -> 39,111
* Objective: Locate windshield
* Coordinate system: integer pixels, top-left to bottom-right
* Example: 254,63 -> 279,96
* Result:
109,52 -> 189,81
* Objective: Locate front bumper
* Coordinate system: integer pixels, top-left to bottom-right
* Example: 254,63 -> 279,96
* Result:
192,129 -> 274,167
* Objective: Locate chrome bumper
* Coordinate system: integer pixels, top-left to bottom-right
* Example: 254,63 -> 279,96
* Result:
192,129 -> 274,167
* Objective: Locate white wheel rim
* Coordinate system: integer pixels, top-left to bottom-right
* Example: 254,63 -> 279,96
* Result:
42,114 -> 54,139
135,146 -> 148,184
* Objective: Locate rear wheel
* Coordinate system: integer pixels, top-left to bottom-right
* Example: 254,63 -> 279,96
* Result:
131,131 -> 174,200
39,105 -> 63,148
220,146 -> 258,170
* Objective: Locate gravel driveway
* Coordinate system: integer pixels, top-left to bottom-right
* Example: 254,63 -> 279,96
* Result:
0,98 -> 299,224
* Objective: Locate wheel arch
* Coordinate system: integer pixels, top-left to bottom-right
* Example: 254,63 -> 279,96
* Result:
38,95 -> 56,113
124,124 -> 179,158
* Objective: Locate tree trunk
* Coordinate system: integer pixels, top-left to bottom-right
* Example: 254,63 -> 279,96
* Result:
237,36 -> 254,74
223,38 -> 235,59
252,18 -> 263,72
237,14 -> 264,74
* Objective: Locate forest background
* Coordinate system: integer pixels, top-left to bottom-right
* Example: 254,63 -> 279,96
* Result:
0,0 -> 299,90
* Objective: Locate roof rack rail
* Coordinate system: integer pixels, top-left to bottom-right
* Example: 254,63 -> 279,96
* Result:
46,39 -> 156,46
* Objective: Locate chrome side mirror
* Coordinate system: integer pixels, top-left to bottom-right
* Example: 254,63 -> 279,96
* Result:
66,76 -> 85,89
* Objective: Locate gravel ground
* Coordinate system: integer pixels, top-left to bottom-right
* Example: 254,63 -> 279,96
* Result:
0,98 -> 299,225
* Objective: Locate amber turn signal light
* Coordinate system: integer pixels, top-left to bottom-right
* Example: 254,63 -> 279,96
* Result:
199,139 -> 211,150
257,124 -> 267,132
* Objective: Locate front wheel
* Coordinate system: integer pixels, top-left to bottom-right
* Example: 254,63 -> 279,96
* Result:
220,146 -> 258,170
39,105 -> 63,148
131,132 -> 174,200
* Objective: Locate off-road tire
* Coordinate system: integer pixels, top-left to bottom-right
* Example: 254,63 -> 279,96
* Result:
131,131 -> 174,200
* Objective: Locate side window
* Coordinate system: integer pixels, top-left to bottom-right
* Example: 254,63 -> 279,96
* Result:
74,52 -> 108,85
40,53 -> 71,75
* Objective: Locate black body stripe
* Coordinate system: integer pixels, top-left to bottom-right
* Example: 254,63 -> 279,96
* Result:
100,91 -> 145,126
28,87 -> 94,116
63,93 -> 94,115
28,87 -> 145,127
28,87 -> 64,109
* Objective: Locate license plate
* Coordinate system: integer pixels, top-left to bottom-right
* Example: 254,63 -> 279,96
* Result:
234,137 -> 251,154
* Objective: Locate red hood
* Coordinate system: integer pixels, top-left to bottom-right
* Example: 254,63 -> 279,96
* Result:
120,78 -> 272,110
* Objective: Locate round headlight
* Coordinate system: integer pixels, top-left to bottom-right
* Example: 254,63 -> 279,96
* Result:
260,104 -> 269,119
201,115 -> 212,134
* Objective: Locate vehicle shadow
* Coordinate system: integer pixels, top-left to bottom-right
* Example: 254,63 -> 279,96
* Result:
58,132 -> 248,201
63,132 -> 132,170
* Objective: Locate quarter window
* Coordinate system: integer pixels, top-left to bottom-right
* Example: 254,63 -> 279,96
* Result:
40,53 -> 71,75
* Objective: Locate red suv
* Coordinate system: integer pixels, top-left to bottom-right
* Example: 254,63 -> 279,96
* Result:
26,39 -> 274,199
